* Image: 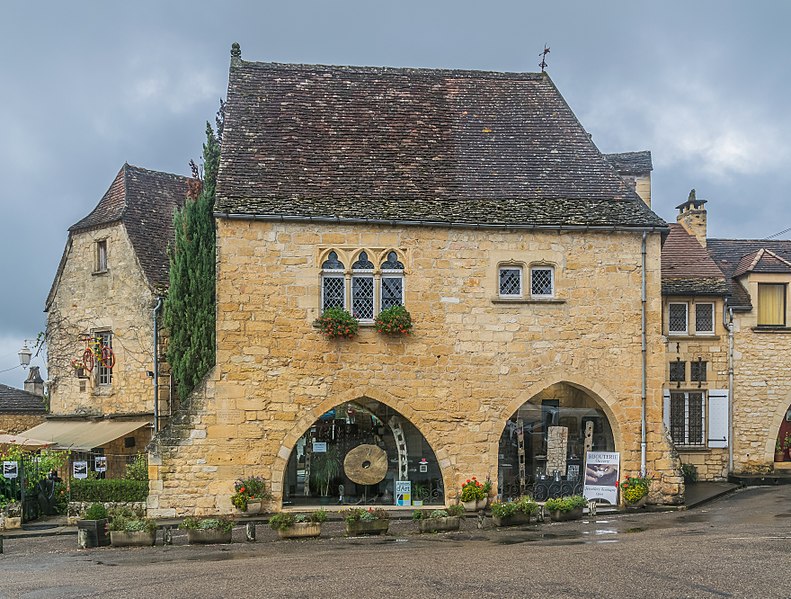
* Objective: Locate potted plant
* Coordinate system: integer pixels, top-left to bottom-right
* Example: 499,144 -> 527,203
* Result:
412,482 -> 428,507
78,502 -> 110,548
180,517 -> 234,545
313,308 -> 358,339
344,507 -> 390,536
619,474 -> 651,508
544,495 -> 587,522
374,305 -> 413,335
776,438 -> 786,462
413,505 -> 464,533
231,476 -> 271,514
490,496 -> 539,527
1,500 -> 22,530
269,509 -> 327,539
785,433 -> 791,461
109,513 -> 157,547
459,477 -> 489,511
311,448 -> 341,502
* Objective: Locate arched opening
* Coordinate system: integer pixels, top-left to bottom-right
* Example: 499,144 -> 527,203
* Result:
283,398 -> 444,507
773,403 -> 791,464
498,382 -> 616,501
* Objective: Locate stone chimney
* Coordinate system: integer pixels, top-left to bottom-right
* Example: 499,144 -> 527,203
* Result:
24,366 -> 44,397
604,151 -> 653,207
676,189 -> 708,247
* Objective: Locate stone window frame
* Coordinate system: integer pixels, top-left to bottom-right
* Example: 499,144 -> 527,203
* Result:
351,250 -> 375,323
669,360 -> 686,384
669,390 -> 706,447
380,251 -> 405,312
320,250 -> 347,311
497,262 -> 524,299
529,263 -> 555,299
668,302 -> 689,335
94,239 -> 108,274
694,302 -> 715,335
757,282 -> 787,327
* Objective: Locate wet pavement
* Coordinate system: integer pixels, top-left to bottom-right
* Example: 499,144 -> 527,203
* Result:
0,485 -> 789,598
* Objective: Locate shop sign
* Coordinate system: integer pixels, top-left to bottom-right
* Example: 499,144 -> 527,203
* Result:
73,461 -> 89,480
419,458 -> 428,473
583,451 -> 619,504
3,461 -> 18,479
95,456 -> 107,473
312,442 -> 327,453
395,480 -> 411,506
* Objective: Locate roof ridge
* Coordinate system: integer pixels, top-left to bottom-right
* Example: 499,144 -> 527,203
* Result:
762,248 -> 791,268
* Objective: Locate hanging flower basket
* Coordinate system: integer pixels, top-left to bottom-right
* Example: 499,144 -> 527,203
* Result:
374,305 -> 413,335
313,308 -> 358,339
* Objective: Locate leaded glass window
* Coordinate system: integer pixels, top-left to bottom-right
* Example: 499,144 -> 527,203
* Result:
381,251 -> 404,270
669,391 -> 705,446
668,303 -> 688,334
321,251 -> 346,311
530,267 -> 554,297
695,303 -> 714,334
322,251 -> 344,270
352,276 -> 374,319
381,276 -> 403,310
352,251 -> 374,270
690,360 -> 707,382
669,361 -> 686,383
499,267 -> 522,297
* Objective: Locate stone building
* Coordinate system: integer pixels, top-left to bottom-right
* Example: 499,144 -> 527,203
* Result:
148,49 -> 683,517
0,368 -> 47,435
661,193 -> 791,479
27,164 -> 190,473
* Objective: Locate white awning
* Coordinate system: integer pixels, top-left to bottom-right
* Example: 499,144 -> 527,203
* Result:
21,419 -> 151,451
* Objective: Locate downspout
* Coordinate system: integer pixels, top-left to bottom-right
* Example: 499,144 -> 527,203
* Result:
725,303 -> 735,474
641,231 -> 647,476
153,296 -> 163,433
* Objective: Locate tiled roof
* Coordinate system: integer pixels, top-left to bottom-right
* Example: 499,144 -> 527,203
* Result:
661,224 -> 728,296
707,239 -> 791,309
0,384 -> 46,413
604,151 -> 653,175
216,60 -> 666,230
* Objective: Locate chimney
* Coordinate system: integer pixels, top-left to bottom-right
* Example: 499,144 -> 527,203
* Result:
676,189 -> 708,247
24,366 -> 44,397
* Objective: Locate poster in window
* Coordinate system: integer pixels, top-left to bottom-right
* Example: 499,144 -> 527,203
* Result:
95,456 -> 107,473
3,461 -> 18,479
312,442 -> 327,453
395,480 -> 412,506
583,451 -> 619,504
73,461 -> 89,480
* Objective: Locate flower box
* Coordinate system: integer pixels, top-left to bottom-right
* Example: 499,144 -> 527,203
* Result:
345,519 -> 389,536
110,530 -> 156,547
186,528 -> 232,545
77,519 -> 110,548
418,516 -> 460,533
277,522 -> 322,539
492,512 -> 532,527
548,506 -> 583,522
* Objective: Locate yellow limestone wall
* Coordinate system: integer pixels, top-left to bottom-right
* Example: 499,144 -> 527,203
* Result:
148,220 -> 682,516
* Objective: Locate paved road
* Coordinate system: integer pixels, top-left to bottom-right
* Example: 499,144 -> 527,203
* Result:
1,486 -> 789,599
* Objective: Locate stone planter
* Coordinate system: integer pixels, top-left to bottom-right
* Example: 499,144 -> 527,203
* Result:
277,522 -> 322,539
462,498 -> 487,512
418,516 -> 461,533
77,519 -> 110,548
624,496 -> 648,510
110,530 -> 156,547
548,506 -> 584,522
186,528 -> 232,545
492,512 -> 532,527
345,519 -> 389,536
243,501 -> 263,515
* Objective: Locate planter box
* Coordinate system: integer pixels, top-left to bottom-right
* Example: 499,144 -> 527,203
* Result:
462,498 -> 487,512
277,522 -> 322,539
77,519 -> 110,548
186,528 -> 232,545
548,506 -> 583,522
492,512 -> 532,527
418,516 -> 461,533
345,519 -> 389,536
110,530 -> 156,547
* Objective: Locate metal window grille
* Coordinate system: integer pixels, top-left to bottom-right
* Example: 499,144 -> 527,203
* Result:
690,360 -> 707,382
695,303 -> 714,333
669,303 -> 688,334
322,276 -> 345,310
531,268 -> 553,296
499,268 -> 522,296
96,240 -> 107,272
97,332 -> 112,386
669,361 -> 686,383
669,391 -> 705,446
352,276 -> 374,320
381,276 -> 403,310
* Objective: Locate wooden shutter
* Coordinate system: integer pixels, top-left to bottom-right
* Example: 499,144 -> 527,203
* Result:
663,389 -> 671,432
707,389 -> 729,448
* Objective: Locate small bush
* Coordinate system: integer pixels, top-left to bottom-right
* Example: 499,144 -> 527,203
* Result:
83,503 -> 108,520
682,463 -> 698,483
374,305 -> 413,335
124,454 -> 148,481
180,517 -> 233,532
70,479 -> 148,503
313,308 -> 358,339
269,513 -> 296,530
445,504 -> 465,517
412,510 -> 426,521
344,507 -> 389,523
429,509 -> 449,519
110,515 -> 156,534
544,495 -> 587,513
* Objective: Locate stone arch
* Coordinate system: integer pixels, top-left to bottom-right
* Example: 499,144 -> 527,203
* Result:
349,248 -> 376,270
765,389 -> 791,463
318,248 -> 349,270
271,385 -> 451,503
375,248 -> 408,273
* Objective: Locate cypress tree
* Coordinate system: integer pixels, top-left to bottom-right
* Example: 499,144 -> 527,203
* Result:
164,110 -> 222,402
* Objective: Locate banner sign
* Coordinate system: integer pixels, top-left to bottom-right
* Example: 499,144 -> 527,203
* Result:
312,442 -> 327,453
395,480 -> 411,506
73,461 -> 89,480
583,451 -> 620,504
3,461 -> 18,479
94,456 -> 107,473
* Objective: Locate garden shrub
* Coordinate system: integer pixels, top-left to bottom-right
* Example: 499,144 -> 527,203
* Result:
70,478 -> 148,502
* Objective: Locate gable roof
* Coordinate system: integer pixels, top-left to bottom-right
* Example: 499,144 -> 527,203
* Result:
216,59 -> 666,231
706,239 -> 791,309
661,224 -> 728,296
604,151 -> 653,176
0,384 -> 46,413
47,165 -> 192,308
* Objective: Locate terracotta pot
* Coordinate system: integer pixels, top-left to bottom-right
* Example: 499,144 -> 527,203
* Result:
418,516 -> 461,533
548,506 -> 583,522
775,451 -> 786,463
345,519 -> 389,536
186,528 -> 232,544
277,522 -> 321,539
110,530 -> 156,547
492,512 -> 532,527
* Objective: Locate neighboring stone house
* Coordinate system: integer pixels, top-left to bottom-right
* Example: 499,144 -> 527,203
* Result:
28,164 -> 190,473
605,151 -> 653,208
148,48 -> 683,517
0,368 -> 47,435
661,193 -> 791,479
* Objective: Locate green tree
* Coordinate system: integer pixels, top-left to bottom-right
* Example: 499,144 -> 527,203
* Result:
164,106 -> 222,401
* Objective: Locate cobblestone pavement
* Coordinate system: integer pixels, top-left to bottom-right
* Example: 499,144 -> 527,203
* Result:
0,486 -> 789,599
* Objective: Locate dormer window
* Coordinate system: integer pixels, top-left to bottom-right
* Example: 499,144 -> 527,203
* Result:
758,283 -> 786,326
95,239 -> 108,273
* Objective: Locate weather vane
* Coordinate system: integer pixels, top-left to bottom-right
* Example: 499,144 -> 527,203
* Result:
539,44 -> 550,73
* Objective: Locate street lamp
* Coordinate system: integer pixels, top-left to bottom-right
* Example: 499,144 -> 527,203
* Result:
18,342 -> 32,369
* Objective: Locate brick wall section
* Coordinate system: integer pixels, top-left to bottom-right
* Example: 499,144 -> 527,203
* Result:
0,413 -> 46,434
148,220 -> 682,517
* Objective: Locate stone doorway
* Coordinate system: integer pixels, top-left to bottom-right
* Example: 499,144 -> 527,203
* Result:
773,404 -> 791,466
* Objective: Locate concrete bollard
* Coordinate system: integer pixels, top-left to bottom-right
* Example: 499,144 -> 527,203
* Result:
246,522 -> 256,542
536,506 -> 545,523
587,500 -> 597,518
77,529 -> 89,549
164,527 -> 173,545
0,535 -> 4,554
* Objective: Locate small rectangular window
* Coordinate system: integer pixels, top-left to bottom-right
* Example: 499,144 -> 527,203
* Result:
669,391 -> 705,446
758,283 -> 786,326
690,361 -> 707,383
95,240 -> 108,273
530,267 -> 554,297
124,436 -> 136,448
499,267 -> 522,297
668,303 -> 688,335
97,331 -> 113,386
669,361 -> 686,383
695,303 -> 714,334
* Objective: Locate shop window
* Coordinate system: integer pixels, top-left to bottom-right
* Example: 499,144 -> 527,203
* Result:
321,251 -> 346,311
669,391 -> 705,446
668,303 -> 688,335
97,331 -> 113,386
351,252 -> 374,320
380,251 -> 404,310
95,239 -> 108,273
530,267 -> 554,298
758,283 -> 786,326
690,360 -> 707,383
499,266 -> 523,298
695,303 -> 714,334
669,361 -> 686,383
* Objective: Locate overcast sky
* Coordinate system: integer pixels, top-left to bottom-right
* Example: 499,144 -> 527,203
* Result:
1,1 -> 789,387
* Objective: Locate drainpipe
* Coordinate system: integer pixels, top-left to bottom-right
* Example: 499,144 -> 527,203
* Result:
725,303 -> 735,474
153,297 -> 163,433
641,231 -> 647,476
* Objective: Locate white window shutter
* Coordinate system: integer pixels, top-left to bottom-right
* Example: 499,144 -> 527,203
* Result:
707,390 -> 729,448
663,389 -> 671,432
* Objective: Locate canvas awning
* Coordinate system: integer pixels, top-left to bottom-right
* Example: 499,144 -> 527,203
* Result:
21,419 -> 151,451
0,433 -> 55,450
